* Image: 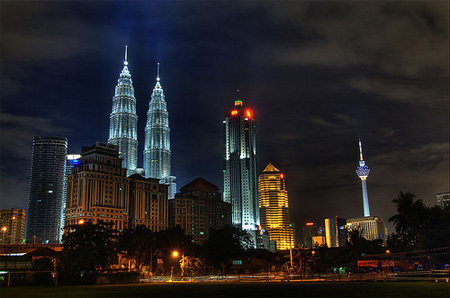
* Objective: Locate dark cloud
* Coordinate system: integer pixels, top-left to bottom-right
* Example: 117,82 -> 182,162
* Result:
0,1 -> 447,240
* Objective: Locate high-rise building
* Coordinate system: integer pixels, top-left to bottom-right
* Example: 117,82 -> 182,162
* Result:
303,222 -> 324,248
0,209 -> 26,244
258,163 -> 294,250
65,142 -> 169,233
108,46 -> 138,177
346,216 -> 387,245
60,154 -> 81,241
223,97 -> 259,231
26,136 -> 68,244
169,178 -> 232,244
324,216 -> 348,248
143,64 -> 176,199
65,142 -> 130,232
355,139 -> 371,217
437,192 -> 449,208
128,174 -> 169,232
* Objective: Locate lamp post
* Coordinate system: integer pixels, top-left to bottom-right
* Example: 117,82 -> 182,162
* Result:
171,251 -> 179,281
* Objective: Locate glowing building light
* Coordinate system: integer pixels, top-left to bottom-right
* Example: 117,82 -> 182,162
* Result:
231,110 -> 238,116
280,173 -> 284,179
306,222 -> 314,226
245,109 -> 253,119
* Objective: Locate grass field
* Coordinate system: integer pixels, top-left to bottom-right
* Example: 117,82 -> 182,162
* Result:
1,281 -> 449,297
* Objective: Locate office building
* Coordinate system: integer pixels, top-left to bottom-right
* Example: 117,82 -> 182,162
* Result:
169,178 -> 231,244
223,96 -> 259,232
60,154 -> 81,241
355,139 -> 371,217
128,174 -> 169,232
303,222 -> 325,248
0,209 -> 26,245
108,46 -> 138,176
143,64 -> 176,199
324,216 -> 347,248
437,192 -> 449,208
26,136 -> 68,244
258,163 -> 294,250
65,142 -> 130,232
346,216 -> 387,245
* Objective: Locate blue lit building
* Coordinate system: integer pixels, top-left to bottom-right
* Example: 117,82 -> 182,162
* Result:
108,46 -> 138,176
143,64 -> 176,199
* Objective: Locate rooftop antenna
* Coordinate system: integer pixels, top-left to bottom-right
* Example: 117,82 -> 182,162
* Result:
124,45 -> 128,66
157,63 -> 160,82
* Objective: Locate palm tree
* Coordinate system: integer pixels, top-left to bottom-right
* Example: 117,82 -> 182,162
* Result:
389,192 -> 424,233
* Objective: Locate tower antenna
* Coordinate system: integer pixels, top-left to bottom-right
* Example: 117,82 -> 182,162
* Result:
157,63 -> 160,81
124,45 -> 128,66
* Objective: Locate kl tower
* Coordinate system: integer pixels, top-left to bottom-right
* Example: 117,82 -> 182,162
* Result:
355,139 -> 371,217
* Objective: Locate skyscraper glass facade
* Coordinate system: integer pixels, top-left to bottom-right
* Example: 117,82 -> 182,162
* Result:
144,65 -> 176,199
258,163 -> 294,250
26,136 -> 67,243
223,99 -> 260,231
108,46 -> 138,177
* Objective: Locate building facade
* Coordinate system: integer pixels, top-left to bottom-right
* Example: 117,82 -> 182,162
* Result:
65,142 -> 169,233
437,192 -> 449,208
223,98 -> 260,231
65,142 -> 130,232
0,209 -> 26,245
143,64 -> 176,199
128,174 -> 169,232
258,163 -> 294,250
169,178 -> 231,244
355,139 -> 371,217
60,154 -> 81,241
108,46 -> 138,177
346,216 -> 387,245
27,136 -> 68,244
324,217 -> 348,248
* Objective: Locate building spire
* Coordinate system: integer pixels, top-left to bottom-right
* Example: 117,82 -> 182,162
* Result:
157,63 -> 160,82
124,45 -> 128,66
359,138 -> 364,161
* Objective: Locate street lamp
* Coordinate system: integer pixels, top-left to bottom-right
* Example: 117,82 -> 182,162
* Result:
171,251 -> 179,281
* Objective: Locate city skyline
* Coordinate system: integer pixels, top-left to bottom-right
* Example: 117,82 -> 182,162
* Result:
1,1 -> 448,240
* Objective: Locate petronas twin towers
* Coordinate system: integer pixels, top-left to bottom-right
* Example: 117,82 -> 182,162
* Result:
108,46 -> 176,199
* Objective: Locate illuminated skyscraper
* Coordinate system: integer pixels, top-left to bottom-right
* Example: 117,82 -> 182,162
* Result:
223,96 -> 260,231
143,64 -> 176,199
26,136 -> 67,243
258,163 -> 294,250
355,139 -> 371,217
108,46 -> 138,176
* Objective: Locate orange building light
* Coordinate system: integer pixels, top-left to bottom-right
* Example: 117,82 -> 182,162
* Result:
280,173 -> 284,179
306,222 -> 314,226
245,109 -> 253,119
231,110 -> 238,116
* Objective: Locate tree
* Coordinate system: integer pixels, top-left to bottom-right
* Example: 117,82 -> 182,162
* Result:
203,225 -> 252,269
117,225 -> 155,272
61,221 -> 116,283
389,192 -> 424,234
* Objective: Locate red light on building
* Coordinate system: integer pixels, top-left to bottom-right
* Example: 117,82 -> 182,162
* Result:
245,109 -> 253,119
231,110 -> 238,116
280,173 -> 284,179
306,222 -> 314,226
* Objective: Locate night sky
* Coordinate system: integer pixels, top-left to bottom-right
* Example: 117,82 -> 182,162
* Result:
1,1 -> 448,240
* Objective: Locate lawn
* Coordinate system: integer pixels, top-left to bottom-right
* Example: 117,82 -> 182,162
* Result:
1,281 -> 448,297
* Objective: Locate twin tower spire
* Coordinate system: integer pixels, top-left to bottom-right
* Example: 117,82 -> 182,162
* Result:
108,46 -> 176,199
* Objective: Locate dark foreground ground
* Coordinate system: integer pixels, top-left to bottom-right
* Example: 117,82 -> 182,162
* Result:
1,281 -> 449,298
